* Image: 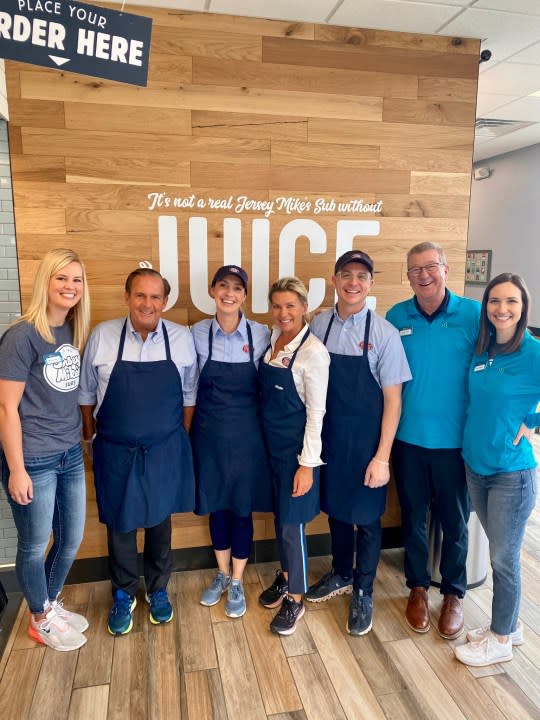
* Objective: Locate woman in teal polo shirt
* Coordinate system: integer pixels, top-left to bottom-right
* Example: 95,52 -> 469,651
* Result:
455,273 -> 540,668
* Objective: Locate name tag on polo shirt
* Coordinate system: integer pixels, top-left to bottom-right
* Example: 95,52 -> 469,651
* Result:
473,363 -> 487,372
43,352 -> 63,365
399,327 -> 413,336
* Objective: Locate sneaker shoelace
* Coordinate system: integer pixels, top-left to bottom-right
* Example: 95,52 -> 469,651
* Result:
229,583 -> 243,602
38,607 -> 68,632
279,596 -> 298,621
51,598 -> 70,621
111,594 -> 132,616
210,573 -> 228,592
150,589 -> 169,608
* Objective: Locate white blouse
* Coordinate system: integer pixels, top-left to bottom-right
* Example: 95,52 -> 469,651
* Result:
264,324 -> 330,467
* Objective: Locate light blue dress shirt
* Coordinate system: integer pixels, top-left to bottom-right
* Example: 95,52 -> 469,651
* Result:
79,316 -> 199,412
191,315 -> 269,369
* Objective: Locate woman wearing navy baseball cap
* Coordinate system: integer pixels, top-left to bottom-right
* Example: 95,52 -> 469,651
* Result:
191,265 -> 271,618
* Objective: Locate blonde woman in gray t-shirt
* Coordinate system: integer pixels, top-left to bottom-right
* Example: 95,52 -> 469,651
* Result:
0,248 -> 91,652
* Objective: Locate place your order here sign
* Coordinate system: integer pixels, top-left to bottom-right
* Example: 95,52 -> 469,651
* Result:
0,0 -> 152,86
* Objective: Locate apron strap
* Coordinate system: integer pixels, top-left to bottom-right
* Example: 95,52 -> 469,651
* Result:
245,320 -> 255,364
161,322 -> 172,361
362,310 -> 372,364
208,313 -> 254,362
323,312 -> 335,345
288,326 -> 310,371
117,320 -> 128,361
118,320 -> 172,361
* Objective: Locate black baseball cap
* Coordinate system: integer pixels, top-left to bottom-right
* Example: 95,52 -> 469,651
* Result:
334,250 -> 374,275
211,265 -> 248,289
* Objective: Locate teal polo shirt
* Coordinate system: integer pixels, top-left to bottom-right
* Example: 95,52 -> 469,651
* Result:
462,331 -> 540,475
386,291 -> 480,449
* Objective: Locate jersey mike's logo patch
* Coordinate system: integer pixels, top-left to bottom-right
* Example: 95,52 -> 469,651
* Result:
242,344 -> 249,353
281,356 -> 291,367
42,344 -> 80,392
358,341 -> 374,351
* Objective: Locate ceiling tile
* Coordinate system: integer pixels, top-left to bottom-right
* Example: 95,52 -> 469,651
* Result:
475,92 -> 522,116
330,0 -> 462,34
474,0 -> 540,15
210,0 -> 336,22
441,8 -> 540,64
474,122 -> 540,160
507,41 -> 540,64
484,96 -> 540,121
478,62 -> 540,95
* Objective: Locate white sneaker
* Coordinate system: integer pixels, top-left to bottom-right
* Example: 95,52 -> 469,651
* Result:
454,631 -> 512,667
467,619 -> 523,646
49,598 -> 89,633
29,607 -> 87,652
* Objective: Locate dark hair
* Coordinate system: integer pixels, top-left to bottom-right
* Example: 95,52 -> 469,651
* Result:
476,272 -> 530,355
124,268 -> 171,298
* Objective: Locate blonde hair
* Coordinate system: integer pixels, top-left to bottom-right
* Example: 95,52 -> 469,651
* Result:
15,248 -> 91,350
268,276 -> 309,306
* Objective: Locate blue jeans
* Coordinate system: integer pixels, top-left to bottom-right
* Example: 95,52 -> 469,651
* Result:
465,465 -> 536,636
0,443 -> 86,614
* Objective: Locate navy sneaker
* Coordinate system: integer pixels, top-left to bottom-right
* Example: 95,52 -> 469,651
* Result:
305,570 -> 353,603
347,589 -> 373,636
146,588 -> 174,624
259,571 -> 288,609
270,595 -> 305,635
108,589 -> 137,635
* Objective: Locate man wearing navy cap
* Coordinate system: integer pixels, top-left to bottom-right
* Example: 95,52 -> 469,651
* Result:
386,242 -> 480,640
307,250 -> 411,635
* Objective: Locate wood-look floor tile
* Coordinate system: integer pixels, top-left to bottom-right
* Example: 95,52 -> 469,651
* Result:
243,584 -> 303,715
386,638 -> 467,719
288,653 -> 347,720
479,673 -> 540,720
0,648 -> 44,720
73,581 -> 114,688
28,644 -> 79,720
147,612 -> 182,720
68,684 -> 109,720
108,632 -> 148,720
185,668 -> 228,720
213,619 -> 266,720
305,609 -> 385,719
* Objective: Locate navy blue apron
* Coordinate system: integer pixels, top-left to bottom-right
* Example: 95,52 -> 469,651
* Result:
321,311 -> 385,525
93,321 -> 195,533
191,319 -> 271,516
258,327 -> 319,525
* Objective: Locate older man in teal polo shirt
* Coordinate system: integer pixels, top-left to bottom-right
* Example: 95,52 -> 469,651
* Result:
386,241 -> 480,640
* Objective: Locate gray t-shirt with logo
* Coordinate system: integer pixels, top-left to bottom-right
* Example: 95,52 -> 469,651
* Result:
0,321 -> 81,457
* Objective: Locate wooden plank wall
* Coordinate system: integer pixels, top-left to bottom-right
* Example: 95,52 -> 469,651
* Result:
5,5 -> 479,560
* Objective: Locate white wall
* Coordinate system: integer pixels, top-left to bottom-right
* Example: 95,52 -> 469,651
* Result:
466,143 -> 540,327
0,61 -> 8,121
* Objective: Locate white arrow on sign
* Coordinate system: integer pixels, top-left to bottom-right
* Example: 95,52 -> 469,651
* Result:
49,56 -> 71,67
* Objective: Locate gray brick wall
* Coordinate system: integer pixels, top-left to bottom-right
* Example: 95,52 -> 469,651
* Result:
0,119 -> 19,565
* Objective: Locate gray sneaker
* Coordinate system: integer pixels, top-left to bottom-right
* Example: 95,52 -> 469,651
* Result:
306,570 -> 353,603
225,580 -> 246,618
200,571 -> 231,606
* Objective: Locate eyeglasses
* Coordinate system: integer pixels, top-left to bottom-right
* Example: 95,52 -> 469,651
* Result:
337,271 -> 372,282
406,262 -> 445,277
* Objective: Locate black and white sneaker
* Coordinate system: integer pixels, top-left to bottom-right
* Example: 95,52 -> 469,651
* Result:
259,570 -> 288,608
347,589 -> 373,636
270,595 -> 305,636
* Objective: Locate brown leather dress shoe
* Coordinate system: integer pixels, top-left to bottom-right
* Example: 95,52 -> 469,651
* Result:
405,586 -> 430,633
438,595 -> 464,639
